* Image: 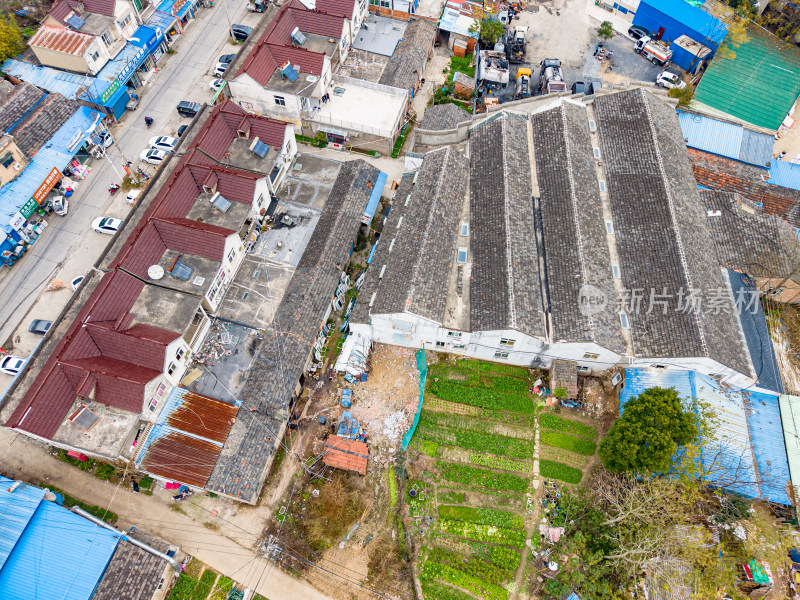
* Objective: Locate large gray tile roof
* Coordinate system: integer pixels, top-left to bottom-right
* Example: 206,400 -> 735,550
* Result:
11,93 -> 77,156
420,103 -> 471,131
206,160 -> 381,503
594,88 -> 751,376
378,18 -> 436,92
469,113 -> 545,338
701,189 -> 800,278
92,531 -> 171,600
0,82 -> 45,136
356,147 -> 467,323
533,102 -> 623,352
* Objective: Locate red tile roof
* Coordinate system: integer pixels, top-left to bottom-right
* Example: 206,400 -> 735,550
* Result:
308,0 -> 358,19
48,0 -> 116,21
266,4 -> 345,45
29,25 -> 94,56
323,435 -> 368,475
46,0 -> 75,25
189,100 -> 291,156
688,149 -> 800,227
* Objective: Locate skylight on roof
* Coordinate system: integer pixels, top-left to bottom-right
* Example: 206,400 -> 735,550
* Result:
171,261 -> 194,281
251,140 -> 269,158
212,193 -> 232,212
291,27 -> 307,45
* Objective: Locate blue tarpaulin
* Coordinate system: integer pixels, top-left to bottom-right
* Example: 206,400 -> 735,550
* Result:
338,411 -> 360,438
362,171 -> 388,225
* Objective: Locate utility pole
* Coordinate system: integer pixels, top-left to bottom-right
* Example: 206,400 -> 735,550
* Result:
220,0 -> 235,42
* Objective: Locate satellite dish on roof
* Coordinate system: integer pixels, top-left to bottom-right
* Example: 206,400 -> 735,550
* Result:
148,265 -> 164,280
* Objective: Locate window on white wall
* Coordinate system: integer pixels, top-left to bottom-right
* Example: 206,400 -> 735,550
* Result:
500,338 -> 515,347
447,331 -> 462,338
583,352 -> 599,360
167,363 -> 178,376
177,347 -> 186,360
494,351 -> 509,359
228,248 -> 236,263
274,96 -> 286,106
436,341 -> 445,348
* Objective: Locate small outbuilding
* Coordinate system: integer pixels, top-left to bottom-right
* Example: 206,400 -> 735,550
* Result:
323,435 -> 369,475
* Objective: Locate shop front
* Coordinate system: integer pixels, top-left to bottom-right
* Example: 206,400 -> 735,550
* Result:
147,8 -> 181,45
130,25 -> 168,67
93,44 -> 154,120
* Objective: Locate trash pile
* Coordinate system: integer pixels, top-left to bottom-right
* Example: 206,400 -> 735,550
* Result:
195,321 -> 238,365
382,410 -> 409,441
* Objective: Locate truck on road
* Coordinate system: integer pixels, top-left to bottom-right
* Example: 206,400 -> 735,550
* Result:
538,58 -> 567,95
634,36 -> 672,66
508,26 -> 528,63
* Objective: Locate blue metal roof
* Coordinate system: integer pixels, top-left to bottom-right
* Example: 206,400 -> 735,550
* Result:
94,44 -> 144,83
363,170 -> 388,225
639,0 -> 728,44
621,368 -> 791,504
0,477 -> 46,570
437,6 -> 478,38
0,60 -> 94,100
677,111 -> 773,167
767,159 -> 800,191
0,499 -> 120,600
727,270 -> 784,394
147,9 -> 178,29
0,106 -> 103,230
746,390 -> 792,505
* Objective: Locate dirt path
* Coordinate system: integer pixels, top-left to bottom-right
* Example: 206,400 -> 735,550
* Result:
0,429 -> 333,600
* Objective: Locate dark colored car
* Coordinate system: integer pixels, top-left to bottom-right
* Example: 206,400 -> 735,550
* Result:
177,124 -> 188,137
628,25 -> 651,40
231,24 -> 252,41
177,101 -> 202,117
571,81 -> 586,94
29,319 -> 53,336
219,53 -> 236,64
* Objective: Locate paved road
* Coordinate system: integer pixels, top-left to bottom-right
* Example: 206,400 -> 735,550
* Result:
0,0 -> 261,347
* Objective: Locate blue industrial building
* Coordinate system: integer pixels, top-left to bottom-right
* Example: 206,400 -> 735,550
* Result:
677,110 -> 774,167
633,0 -> 728,71
0,476 -> 120,599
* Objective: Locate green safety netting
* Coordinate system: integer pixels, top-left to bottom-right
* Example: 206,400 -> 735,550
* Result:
401,347 -> 427,451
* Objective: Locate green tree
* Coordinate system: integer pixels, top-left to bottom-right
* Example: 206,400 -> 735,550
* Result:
469,17 -> 506,46
597,20 -> 614,41
599,387 -> 697,475
668,83 -> 694,108
0,14 -> 25,64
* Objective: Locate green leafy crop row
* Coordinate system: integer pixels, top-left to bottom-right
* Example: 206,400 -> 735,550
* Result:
539,459 -> 583,484
417,417 -> 534,459
438,519 -> 526,548
539,414 -> 597,439
426,546 -> 513,584
421,579 -> 476,600
540,431 -> 596,456
422,560 -> 509,600
438,505 -> 524,530
490,546 -> 521,570
469,452 -> 532,474
438,462 -> 529,493
427,378 -> 534,414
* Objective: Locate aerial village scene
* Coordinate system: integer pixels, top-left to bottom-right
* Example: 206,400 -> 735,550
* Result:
6,0 -> 800,598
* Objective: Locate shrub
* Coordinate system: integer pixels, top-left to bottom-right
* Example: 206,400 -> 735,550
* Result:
539,459 -> 583,484
437,505 -> 524,529
490,546 -> 521,570
552,387 -> 567,400
56,448 -> 96,471
438,462 -> 529,493
427,379 -> 533,413
138,475 -> 154,490
539,414 -> 597,439
95,463 -> 116,480
40,484 -> 118,523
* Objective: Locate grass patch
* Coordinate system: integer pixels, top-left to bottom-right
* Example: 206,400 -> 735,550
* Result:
427,379 -> 533,414
138,475 -> 154,490
438,489 -> 466,504
437,505 -> 523,529
539,459 -> 583,484
55,448 -> 97,471
39,484 -> 118,523
421,579 -> 476,600
448,54 -> 475,79
540,431 -> 596,456
540,413 -> 597,439
410,437 -> 440,457
426,546 -> 513,585
389,467 -> 398,508
438,462 -> 529,493
416,419 -> 534,459
419,408 -> 532,437
428,359 -> 531,380
391,125 -> 413,159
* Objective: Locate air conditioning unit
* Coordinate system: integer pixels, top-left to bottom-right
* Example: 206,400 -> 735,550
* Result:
13,163 -> 21,171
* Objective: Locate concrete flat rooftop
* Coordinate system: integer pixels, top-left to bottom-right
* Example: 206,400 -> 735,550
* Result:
312,80 -> 405,136
352,15 -> 407,56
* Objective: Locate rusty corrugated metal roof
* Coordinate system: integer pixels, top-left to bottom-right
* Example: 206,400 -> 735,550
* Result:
140,430 -> 223,488
163,389 -> 237,444
29,26 -> 94,57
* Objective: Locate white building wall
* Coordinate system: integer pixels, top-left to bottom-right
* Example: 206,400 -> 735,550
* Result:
163,337 -> 191,386
629,356 -> 758,391
231,75 -> 303,125
546,341 -> 623,375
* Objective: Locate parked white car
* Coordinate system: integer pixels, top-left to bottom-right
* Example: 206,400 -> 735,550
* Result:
209,78 -> 225,92
71,275 -> 84,291
656,71 -> 686,90
213,62 -> 228,78
148,136 -> 179,152
0,355 -> 26,376
92,217 -> 123,235
140,148 -> 168,165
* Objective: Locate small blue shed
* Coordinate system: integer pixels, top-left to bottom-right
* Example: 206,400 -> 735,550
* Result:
633,0 -> 728,57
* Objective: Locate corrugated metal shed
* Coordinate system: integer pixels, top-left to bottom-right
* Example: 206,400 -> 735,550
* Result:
0,492 -> 120,600
136,387 -> 238,487
621,368 -> 791,504
94,44 -> 141,83
362,170 -> 387,225
677,111 -> 773,168
1,60 -> 95,100
0,105 -> 102,231
779,394 -> 800,501
767,160 -> 800,192
746,390 -> 792,505
437,6 -> 478,37
0,477 -> 46,570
